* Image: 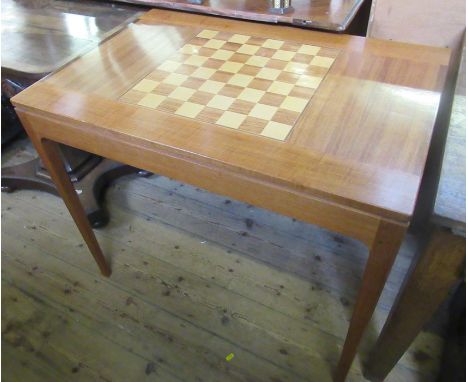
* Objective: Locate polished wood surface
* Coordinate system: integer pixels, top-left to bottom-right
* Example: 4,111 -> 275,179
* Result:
110,0 -> 365,31
2,0 -> 141,77
12,10 -> 451,223
11,10 -> 451,382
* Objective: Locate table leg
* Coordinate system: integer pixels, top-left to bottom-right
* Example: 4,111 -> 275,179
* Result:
25,135 -> 111,277
334,220 -> 407,382
364,227 -> 465,381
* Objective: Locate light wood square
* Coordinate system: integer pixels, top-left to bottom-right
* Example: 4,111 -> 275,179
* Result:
237,44 -> 260,55
207,95 -> 235,110
158,60 -> 181,72
211,49 -> 234,61
163,73 -> 188,86
280,96 -> 309,112
219,61 -> 244,73
216,111 -> 246,129
272,50 -> 296,61
197,29 -> 218,39
296,75 -> 323,89
175,102 -> 204,118
267,81 -> 294,96
168,87 -> 196,101
229,34 -> 250,44
180,44 -> 199,54
261,121 -> 292,140
298,45 -> 321,55
311,56 -> 335,68
185,55 -> 208,67
257,68 -> 281,81
262,39 -> 284,49
137,93 -> 166,109
133,79 -> 158,93
192,67 -> 216,80
199,80 -> 225,94
204,39 -> 225,50
228,74 -> 254,87
249,103 -> 277,120
245,56 -> 269,68
238,88 -> 265,103
284,62 -> 309,74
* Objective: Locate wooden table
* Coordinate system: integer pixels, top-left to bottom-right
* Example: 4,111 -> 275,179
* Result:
11,9 -> 451,381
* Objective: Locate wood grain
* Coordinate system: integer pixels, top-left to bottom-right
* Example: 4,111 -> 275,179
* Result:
11,10 -> 451,222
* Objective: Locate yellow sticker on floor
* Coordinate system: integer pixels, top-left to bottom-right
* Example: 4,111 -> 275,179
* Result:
225,353 -> 234,361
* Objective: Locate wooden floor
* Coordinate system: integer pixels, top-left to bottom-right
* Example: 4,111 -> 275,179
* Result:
2,139 -> 444,382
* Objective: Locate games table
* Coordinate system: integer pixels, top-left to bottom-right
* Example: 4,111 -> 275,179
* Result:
12,9 -> 451,381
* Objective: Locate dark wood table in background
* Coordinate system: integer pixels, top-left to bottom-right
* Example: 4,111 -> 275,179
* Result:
1,0 -> 146,227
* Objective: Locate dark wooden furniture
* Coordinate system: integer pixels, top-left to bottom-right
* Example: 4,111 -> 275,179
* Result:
1,0 -> 146,227
109,0 -> 371,33
11,10 -> 451,381
364,46 -> 466,381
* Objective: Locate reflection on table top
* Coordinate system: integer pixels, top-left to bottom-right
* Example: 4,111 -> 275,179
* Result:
1,0 -> 142,76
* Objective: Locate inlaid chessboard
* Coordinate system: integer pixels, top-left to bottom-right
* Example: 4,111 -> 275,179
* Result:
120,29 -> 339,141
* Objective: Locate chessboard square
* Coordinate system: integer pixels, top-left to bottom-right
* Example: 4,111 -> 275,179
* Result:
280,96 -> 309,112
257,67 -> 281,80
216,111 -> 246,129
296,75 -> 323,89
272,50 -> 296,61
267,81 -> 294,96
249,103 -> 277,120
158,60 -> 181,72
311,56 -> 334,68
180,44 -> 200,54
284,62 -> 309,74
133,79 -> 158,93
207,95 -> 235,110
261,121 -> 292,141
185,55 -> 208,67
219,61 -> 243,73
197,29 -> 218,39
262,39 -> 284,49
163,73 -> 188,86
229,34 -> 250,44
168,87 -> 196,101
199,80 -> 225,94
211,49 -> 234,61
175,102 -> 204,118
204,39 -> 225,49
137,93 -> 166,109
219,84 -> 244,98
246,56 -> 269,67
238,88 -> 265,103
192,67 -> 216,79
237,44 -> 260,55
228,73 -> 254,87
298,45 -> 321,55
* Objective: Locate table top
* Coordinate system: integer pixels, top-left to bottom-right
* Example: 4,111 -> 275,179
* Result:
2,0 -> 142,77
12,10 -> 451,222
110,0 -> 365,31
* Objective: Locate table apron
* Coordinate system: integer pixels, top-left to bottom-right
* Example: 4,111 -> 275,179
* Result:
17,108 -> 395,247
